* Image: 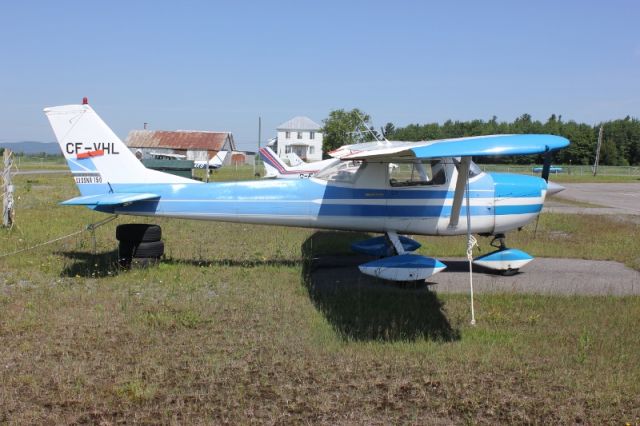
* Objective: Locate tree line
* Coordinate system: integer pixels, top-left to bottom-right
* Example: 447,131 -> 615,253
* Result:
322,109 -> 640,166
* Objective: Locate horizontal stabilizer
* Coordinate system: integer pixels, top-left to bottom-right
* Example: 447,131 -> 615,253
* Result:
61,192 -> 160,206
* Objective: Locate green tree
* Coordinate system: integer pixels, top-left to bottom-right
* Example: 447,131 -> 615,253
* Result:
382,122 -> 395,139
321,108 -> 373,153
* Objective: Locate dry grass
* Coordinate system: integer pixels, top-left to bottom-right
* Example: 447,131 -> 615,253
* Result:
0,173 -> 639,424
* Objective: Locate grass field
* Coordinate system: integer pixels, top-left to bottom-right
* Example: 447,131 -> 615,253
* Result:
1,172 -> 639,423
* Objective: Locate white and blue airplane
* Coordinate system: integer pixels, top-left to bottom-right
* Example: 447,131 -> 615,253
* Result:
532,165 -> 563,174
45,102 -> 569,281
147,151 -> 228,169
193,150 -> 228,170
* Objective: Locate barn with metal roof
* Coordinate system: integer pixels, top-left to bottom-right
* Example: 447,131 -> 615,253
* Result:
125,130 -> 237,164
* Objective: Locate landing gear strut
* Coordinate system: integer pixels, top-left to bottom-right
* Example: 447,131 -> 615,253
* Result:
490,233 -> 507,251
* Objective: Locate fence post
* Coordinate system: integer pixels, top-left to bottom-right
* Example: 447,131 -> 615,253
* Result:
2,149 -> 15,228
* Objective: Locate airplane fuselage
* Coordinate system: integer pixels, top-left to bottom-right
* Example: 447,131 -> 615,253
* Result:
89,166 -> 547,237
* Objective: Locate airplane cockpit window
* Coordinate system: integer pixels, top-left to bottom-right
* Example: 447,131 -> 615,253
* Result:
389,160 -> 448,187
315,160 -> 363,183
469,161 -> 482,177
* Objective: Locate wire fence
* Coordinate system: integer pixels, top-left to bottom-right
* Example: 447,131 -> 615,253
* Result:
12,155 -> 640,179
478,164 -> 640,177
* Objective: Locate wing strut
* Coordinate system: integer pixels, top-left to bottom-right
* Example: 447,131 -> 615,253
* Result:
447,156 -> 478,323
386,230 -> 405,255
448,157 -> 471,229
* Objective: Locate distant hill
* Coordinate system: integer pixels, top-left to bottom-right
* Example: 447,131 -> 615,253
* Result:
0,141 -> 61,155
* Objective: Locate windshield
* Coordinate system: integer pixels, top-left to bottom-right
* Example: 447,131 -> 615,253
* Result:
315,161 -> 363,183
452,158 -> 483,178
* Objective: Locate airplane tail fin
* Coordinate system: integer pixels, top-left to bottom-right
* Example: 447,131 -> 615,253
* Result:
214,150 -> 229,167
44,103 -> 196,196
286,152 -> 305,167
259,146 -> 291,178
193,150 -> 229,169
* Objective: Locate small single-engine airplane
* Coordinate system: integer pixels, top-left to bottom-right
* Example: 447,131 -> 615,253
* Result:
45,102 -> 568,281
532,165 -> 563,174
193,150 -> 228,170
144,150 -> 227,170
259,146 -> 338,179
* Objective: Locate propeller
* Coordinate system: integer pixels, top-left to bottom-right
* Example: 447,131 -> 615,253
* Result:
541,151 -> 552,183
534,151 -> 552,237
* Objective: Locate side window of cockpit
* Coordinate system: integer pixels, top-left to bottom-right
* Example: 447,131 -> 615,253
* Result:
389,160 -> 448,187
452,158 -> 482,179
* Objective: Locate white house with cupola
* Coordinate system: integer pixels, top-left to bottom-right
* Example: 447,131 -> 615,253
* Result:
271,116 -> 323,162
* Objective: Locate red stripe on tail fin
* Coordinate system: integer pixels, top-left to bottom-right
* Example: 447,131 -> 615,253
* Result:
77,149 -> 104,159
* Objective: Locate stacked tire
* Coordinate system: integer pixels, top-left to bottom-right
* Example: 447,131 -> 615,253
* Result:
116,224 -> 164,268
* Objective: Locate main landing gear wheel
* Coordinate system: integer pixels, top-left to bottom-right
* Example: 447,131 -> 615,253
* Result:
489,234 -> 520,275
500,268 -> 519,276
472,233 -> 533,274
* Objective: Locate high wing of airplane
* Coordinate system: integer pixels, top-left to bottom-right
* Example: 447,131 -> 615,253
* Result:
45,103 -> 569,281
193,151 -> 228,169
259,146 -> 338,179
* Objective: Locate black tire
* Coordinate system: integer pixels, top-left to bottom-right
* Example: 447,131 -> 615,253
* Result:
116,224 -> 162,242
119,241 -> 135,259
501,268 -> 519,277
131,240 -> 164,258
119,240 -> 164,260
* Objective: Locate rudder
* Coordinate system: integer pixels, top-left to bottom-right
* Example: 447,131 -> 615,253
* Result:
44,103 -> 196,195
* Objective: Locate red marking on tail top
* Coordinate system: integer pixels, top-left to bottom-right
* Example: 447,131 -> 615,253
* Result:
77,149 -> 104,159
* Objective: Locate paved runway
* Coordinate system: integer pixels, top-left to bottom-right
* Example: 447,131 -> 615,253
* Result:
545,182 -> 640,215
309,256 -> 640,296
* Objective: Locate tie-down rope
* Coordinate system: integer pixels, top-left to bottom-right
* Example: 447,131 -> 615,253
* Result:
465,176 -> 477,325
0,215 -> 117,259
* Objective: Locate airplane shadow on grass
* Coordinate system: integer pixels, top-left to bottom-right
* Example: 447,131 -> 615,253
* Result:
58,249 -> 121,278
59,232 -> 458,342
301,231 -> 460,342
58,249 -> 302,278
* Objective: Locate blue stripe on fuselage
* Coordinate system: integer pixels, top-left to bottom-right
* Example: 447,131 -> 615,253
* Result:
76,172 -> 543,219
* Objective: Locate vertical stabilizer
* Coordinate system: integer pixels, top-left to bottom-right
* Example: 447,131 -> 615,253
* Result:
259,146 -> 292,178
44,104 -> 197,195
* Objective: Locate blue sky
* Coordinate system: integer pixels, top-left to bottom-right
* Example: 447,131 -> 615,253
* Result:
1,0 -> 638,150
